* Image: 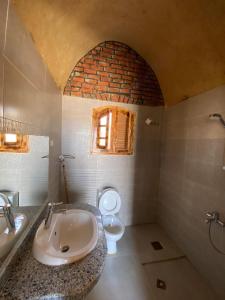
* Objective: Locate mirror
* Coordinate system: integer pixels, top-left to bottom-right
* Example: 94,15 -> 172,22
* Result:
0,135 -> 49,265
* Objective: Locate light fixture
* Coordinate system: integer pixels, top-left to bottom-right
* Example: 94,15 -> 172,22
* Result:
4,133 -> 18,144
0,117 -> 29,152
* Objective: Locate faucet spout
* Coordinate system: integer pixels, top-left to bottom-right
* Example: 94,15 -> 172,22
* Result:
0,192 -> 11,205
0,193 -> 15,231
44,202 -> 63,229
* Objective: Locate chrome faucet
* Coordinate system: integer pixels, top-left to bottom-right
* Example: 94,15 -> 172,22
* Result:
0,193 -> 15,231
44,202 -> 64,229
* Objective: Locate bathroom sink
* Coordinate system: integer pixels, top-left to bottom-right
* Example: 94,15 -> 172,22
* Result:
32,209 -> 98,266
0,213 -> 27,259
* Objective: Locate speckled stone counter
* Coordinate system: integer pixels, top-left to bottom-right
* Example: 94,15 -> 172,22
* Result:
0,206 -> 41,267
0,203 -> 107,300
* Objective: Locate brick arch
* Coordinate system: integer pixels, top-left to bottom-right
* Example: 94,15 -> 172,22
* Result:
63,41 -> 164,106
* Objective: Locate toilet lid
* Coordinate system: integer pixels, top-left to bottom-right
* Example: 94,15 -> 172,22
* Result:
99,189 -> 121,215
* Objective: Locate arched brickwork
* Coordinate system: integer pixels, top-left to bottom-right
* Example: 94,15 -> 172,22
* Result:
64,41 -> 164,106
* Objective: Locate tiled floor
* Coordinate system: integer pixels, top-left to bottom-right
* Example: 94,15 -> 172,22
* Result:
86,224 -> 216,300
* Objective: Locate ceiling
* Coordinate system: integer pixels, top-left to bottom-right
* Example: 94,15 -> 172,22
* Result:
13,0 -> 225,106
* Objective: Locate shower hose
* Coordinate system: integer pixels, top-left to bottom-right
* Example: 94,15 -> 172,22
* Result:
208,222 -> 225,255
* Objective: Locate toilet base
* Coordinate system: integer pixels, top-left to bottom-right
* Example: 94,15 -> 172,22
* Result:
106,239 -> 117,254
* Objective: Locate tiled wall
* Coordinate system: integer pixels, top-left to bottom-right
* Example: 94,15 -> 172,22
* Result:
62,96 -> 163,225
158,85 -> 225,298
0,1 -> 62,202
64,41 -> 164,106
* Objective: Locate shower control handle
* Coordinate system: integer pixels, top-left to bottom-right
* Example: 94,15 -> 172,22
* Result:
205,211 -> 219,223
216,219 -> 225,227
205,211 -> 225,227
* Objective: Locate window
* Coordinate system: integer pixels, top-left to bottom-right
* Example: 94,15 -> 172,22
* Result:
0,133 -> 29,153
92,106 -> 135,155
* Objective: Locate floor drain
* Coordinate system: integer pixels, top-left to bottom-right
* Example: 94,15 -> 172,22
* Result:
61,245 -> 70,253
156,279 -> 167,290
151,241 -> 163,250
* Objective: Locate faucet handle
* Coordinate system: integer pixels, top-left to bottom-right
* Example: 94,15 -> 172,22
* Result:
48,202 -> 63,208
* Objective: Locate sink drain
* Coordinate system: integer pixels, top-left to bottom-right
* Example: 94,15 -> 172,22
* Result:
61,245 -> 70,253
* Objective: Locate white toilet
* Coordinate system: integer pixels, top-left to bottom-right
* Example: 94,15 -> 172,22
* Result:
98,188 -> 125,254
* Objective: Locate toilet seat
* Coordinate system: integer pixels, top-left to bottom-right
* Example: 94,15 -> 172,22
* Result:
98,188 -> 121,216
102,215 -> 124,237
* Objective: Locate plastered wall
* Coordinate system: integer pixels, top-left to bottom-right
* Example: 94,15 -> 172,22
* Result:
13,0 -> 225,105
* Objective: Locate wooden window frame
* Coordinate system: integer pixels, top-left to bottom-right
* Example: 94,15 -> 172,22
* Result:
0,133 -> 29,153
92,106 -> 135,155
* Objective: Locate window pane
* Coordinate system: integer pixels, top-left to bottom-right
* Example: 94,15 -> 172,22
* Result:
108,112 -> 112,149
99,126 -> 107,138
100,115 -> 107,125
99,139 -> 106,147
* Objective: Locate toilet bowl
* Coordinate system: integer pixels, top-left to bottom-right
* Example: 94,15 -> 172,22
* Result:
98,188 -> 125,254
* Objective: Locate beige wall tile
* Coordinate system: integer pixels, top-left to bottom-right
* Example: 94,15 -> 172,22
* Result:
158,84 -> 225,297
44,68 -> 62,202
62,96 -> 163,225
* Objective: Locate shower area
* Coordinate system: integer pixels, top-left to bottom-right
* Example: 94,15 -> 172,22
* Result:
62,87 -> 225,299
158,88 -> 225,298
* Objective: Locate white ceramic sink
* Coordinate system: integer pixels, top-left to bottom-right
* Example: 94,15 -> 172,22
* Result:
32,209 -> 98,266
0,213 -> 27,259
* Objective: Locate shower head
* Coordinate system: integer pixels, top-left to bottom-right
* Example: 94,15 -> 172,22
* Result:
209,113 -> 225,127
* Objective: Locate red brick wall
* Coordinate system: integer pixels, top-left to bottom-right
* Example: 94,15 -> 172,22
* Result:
64,41 -> 164,106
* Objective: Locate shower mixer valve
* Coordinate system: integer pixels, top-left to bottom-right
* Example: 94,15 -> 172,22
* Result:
205,211 -> 225,255
205,211 -> 225,227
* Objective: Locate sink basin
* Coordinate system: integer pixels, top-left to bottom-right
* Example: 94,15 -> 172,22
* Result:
32,209 -> 98,266
0,213 -> 27,259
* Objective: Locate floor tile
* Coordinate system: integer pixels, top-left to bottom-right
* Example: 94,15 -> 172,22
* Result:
86,255 -> 155,300
116,224 -> 184,263
144,258 -> 216,300
86,224 -> 216,300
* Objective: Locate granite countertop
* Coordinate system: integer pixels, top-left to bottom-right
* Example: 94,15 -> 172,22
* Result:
0,203 -> 107,300
0,206 -> 41,267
